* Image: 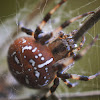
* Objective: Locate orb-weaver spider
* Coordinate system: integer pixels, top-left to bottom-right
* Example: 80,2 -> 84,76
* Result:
7,0 -> 100,100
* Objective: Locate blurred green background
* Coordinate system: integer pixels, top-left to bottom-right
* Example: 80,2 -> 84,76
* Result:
0,0 -> 100,100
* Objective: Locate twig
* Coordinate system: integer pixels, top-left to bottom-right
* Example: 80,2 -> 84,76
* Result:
59,90 -> 100,99
1,90 -> 100,100
73,7 -> 100,42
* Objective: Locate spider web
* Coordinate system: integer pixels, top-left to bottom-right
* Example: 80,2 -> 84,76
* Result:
0,0 -> 100,100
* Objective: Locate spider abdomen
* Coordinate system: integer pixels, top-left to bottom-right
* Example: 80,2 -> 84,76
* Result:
7,37 -> 55,89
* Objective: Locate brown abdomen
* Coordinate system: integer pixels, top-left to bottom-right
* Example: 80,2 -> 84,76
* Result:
7,37 -> 55,89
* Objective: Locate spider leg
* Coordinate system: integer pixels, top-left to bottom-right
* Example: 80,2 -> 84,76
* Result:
67,36 -> 86,57
62,78 -> 78,88
76,36 -> 86,50
37,31 -> 70,45
34,0 -> 67,40
52,35 -> 98,72
18,22 -> 34,37
44,11 -> 94,45
73,8 -> 100,42
57,72 -> 100,81
49,33 -> 85,61
40,77 -> 59,100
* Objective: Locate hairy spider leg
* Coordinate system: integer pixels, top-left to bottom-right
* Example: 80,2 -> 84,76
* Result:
40,77 -> 59,100
37,30 -> 77,45
40,35 -> 99,100
73,8 -> 100,42
49,30 -> 85,60
58,30 -> 78,39
52,35 -> 99,75
48,32 -> 85,61
40,74 -> 78,100
57,71 -> 100,81
54,35 -> 100,91
56,30 -> 79,56
53,35 -> 100,85
40,35 -> 98,100
18,0 -> 67,41
67,36 -> 86,57
44,11 -> 94,45
34,0 -> 67,40
62,78 -> 78,88
18,22 -> 35,37
75,36 -> 86,50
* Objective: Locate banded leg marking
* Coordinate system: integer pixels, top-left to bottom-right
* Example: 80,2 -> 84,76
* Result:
18,22 -> 34,36
67,36 -> 86,57
76,36 -> 86,50
70,73 -> 100,81
46,11 -> 94,45
52,35 -> 98,71
35,0 -> 67,40
57,72 -> 100,81
62,79 -> 78,88
38,31 -> 70,45
40,77 -> 59,100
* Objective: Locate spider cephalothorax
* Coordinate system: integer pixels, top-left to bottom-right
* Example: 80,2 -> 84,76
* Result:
7,0 -> 100,100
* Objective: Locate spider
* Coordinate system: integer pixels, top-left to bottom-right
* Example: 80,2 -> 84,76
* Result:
7,0 -> 100,100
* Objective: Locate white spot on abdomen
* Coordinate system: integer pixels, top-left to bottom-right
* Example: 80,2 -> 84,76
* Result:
44,76 -> 46,79
40,80 -> 49,87
45,67 -> 48,72
29,59 -> 35,67
38,53 -> 42,57
35,71 -> 40,78
41,57 -> 45,61
32,47 -> 37,52
38,58 -> 53,68
35,55 -> 38,58
11,52 -> 16,56
15,56 -> 20,64
34,67 -> 37,70
45,80 -> 49,84
24,56 -> 26,58
22,46 -> 32,53
28,68 -> 31,71
22,38 -> 26,43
